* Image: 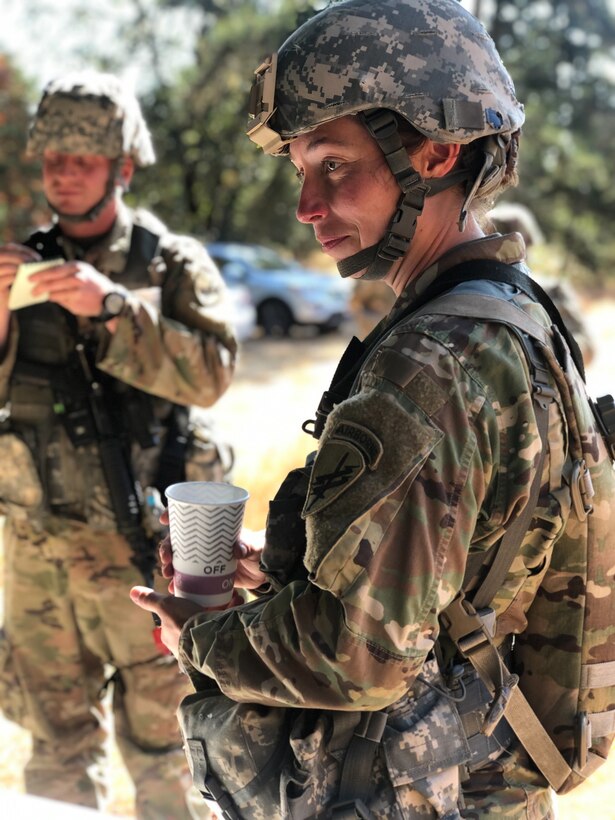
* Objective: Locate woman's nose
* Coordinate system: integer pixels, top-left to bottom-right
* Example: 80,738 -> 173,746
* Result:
296,177 -> 329,224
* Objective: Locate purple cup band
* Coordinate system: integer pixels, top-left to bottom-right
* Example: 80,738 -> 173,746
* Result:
174,569 -> 235,596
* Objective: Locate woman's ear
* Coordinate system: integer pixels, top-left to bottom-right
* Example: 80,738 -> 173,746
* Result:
410,140 -> 461,179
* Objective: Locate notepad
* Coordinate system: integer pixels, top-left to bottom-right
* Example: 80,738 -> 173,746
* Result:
8,258 -> 63,311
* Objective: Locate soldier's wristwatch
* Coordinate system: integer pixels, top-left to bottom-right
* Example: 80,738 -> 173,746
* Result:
95,289 -> 127,322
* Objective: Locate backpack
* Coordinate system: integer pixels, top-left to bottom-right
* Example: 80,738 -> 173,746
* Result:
408,269 -> 615,794
178,261 -> 615,817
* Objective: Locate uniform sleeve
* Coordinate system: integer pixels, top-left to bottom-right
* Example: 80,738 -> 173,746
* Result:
178,326 -> 509,710
96,236 -> 236,408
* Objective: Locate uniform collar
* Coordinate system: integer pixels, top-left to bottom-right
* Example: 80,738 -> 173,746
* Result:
388,232 -> 527,324
58,201 -> 133,275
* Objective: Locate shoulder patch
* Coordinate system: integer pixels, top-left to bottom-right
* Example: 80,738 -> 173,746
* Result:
303,440 -> 366,517
330,420 -> 383,470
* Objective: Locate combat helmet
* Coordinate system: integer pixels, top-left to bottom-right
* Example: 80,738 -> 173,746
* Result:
248,0 -> 525,280
27,70 -> 155,222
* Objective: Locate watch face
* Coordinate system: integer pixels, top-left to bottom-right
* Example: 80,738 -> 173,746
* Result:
103,291 -> 126,316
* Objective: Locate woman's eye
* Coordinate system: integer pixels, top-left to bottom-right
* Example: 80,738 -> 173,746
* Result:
324,160 -> 340,173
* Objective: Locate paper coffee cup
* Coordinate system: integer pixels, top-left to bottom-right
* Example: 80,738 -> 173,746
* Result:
166,481 -> 249,607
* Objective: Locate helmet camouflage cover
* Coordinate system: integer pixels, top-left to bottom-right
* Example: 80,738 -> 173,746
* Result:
27,70 -> 155,166
248,0 -> 524,154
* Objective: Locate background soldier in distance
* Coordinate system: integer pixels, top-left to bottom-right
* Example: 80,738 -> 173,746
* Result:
488,201 -> 595,366
0,71 -> 236,818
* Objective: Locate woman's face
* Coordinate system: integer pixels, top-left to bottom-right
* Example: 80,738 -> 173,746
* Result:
289,115 -> 400,268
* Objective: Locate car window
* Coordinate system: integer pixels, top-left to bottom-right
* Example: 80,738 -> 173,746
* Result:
218,244 -> 289,271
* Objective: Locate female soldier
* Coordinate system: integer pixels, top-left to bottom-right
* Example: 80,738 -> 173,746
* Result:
132,2 -> 604,817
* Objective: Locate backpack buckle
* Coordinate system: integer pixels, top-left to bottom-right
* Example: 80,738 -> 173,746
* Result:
439,593 -> 494,655
575,711 -> 591,770
571,459 -> 594,521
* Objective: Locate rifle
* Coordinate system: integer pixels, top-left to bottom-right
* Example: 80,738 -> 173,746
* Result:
70,343 -> 159,594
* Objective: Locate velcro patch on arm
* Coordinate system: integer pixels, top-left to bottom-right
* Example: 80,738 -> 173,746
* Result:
302,387 -> 443,576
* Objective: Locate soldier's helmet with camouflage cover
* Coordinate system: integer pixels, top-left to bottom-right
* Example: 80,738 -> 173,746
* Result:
248,0 -> 523,154
27,70 -> 155,167
248,0 -> 525,280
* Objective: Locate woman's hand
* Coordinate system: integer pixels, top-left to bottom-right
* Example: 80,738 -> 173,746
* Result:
234,528 -> 267,590
158,508 -> 267,594
129,586 -> 203,658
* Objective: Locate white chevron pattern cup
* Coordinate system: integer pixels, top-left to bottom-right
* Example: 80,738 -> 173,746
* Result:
165,481 -> 249,607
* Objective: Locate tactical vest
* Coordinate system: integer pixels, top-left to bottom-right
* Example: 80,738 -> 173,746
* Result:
4,220 -> 189,521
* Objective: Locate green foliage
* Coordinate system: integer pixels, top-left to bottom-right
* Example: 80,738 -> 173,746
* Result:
133,0 -> 321,257
1,0 -> 614,277
0,56 -> 48,242
486,0 -> 615,278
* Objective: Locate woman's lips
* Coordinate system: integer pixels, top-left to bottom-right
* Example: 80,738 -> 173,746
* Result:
318,235 -> 349,252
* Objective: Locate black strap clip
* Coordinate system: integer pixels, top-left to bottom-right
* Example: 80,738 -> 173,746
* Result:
302,389 -> 338,440
592,394 -> 615,460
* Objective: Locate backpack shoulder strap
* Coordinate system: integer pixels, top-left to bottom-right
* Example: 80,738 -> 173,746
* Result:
416,259 -> 586,380
303,259 -> 586,441
411,291 -> 556,603
428,290 -> 577,791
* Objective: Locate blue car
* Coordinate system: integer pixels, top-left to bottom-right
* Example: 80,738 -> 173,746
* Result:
207,242 -> 351,336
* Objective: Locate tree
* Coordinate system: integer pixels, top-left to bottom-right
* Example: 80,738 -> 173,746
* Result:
0,55 -> 48,242
483,0 -> 615,279
3,0 -> 615,277
132,0 -> 322,257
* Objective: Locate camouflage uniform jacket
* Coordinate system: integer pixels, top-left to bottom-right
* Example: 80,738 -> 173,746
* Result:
178,234 -> 570,812
0,202 -> 237,527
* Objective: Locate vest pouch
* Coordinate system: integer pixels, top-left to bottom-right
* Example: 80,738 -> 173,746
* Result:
381,663 -> 472,819
184,425 -> 235,484
283,672 -> 475,819
0,433 -> 44,510
178,685 -> 292,819
262,464 -> 312,588
281,709 -> 362,819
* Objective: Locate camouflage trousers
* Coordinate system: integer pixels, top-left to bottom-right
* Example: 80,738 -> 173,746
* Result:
0,514 -> 218,819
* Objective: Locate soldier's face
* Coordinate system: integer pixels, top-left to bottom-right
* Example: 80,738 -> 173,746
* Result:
42,150 -> 113,216
290,116 -> 399,268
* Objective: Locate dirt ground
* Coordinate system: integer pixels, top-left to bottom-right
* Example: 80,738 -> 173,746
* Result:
1,298 -> 615,817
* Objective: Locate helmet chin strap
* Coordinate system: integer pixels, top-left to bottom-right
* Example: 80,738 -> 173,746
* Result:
48,158 -> 122,225
337,110 -> 470,281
